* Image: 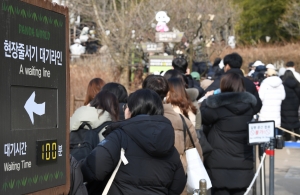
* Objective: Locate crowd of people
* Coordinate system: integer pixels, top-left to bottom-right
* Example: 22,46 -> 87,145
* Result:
69,52 -> 300,195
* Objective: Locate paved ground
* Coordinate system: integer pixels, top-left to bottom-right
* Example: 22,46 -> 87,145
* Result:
206,144 -> 300,195
258,145 -> 300,195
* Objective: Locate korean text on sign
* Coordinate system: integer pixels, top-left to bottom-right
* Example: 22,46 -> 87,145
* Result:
4,40 -> 62,65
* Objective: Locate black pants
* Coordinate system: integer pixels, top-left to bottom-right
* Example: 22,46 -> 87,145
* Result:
211,187 -> 247,195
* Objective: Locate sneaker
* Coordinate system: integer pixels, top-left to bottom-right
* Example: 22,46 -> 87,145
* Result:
296,140 -> 300,143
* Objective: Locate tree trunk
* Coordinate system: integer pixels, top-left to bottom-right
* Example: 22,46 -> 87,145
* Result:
119,65 -> 130,91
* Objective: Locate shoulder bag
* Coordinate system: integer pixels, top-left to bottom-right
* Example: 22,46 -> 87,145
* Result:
196,128 -> 213,158
102,148 -> 128,195
179,114 -> 212,193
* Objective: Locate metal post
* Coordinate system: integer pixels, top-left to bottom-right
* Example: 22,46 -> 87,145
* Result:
252,145 -> 257,195
269,138 -> 275,195
199,179 -> 207,195
252,115 -> 258,195
259,144 -> 266,195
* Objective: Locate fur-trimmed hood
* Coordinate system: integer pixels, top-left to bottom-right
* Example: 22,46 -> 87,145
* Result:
205,92 -> 257,115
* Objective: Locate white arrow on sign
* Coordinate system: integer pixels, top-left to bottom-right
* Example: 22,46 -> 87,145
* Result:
24,91 -> 46,124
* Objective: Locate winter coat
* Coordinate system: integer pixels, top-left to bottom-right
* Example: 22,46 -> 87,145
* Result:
201,79 -> 214,90
259,76 -> 285,126
81,115 -> 186,195
207,65 -> 221,80
286,67 -> 300,83
164,104 -> 203,170
163,104 -> 202,195
70,106 -> 112,141
172,105 -> 196,127
281,78 -> 300,129
200,92 -> 256,189
205,68 -> 262,114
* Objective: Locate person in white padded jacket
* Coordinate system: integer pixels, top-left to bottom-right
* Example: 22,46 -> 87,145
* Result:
258,69 -> 286,135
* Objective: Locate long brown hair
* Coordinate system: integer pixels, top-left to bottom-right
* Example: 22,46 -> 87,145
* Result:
90,91 -> 119,121
166,78 -> 197,118
220,72 -> 245,92
84,78 -> 106,105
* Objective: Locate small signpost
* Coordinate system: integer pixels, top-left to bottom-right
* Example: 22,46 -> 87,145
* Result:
0,0 -> 69,194
248,121 -> 275,145
141,42 -> 164,53
155,32 -> 184,43
248,121 -> 276,195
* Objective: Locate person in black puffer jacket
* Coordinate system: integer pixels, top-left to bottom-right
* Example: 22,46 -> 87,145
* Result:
204,53 -> 262,114
281,70 -> 300,141
201,72 -> 256,195
81,89 -> 186,195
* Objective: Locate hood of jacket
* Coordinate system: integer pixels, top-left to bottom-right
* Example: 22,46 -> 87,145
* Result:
284,78 -> 299,89
106,115 -> 174,157
70,106 -> 112,131
205,92 -> 257,115
263,76 -> 282,88
186,88 -> 199,101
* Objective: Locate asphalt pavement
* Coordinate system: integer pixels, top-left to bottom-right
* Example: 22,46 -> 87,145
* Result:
253,143 -> 300,195
205,143 -> 300,195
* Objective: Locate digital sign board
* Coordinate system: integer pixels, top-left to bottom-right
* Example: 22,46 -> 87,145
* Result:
0,0 -> 69,194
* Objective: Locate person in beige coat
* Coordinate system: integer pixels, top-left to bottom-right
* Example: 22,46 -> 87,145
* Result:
70,91 -> 119,141
166,78 -> 198,126
142,75 -> 203,195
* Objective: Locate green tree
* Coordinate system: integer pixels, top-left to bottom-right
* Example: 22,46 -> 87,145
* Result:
234,0 -> 289,44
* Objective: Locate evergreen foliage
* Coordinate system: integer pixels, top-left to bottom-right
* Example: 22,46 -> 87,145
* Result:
233,0 -> 290,44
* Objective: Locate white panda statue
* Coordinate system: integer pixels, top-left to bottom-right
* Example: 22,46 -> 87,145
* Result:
228,36 -> 236,49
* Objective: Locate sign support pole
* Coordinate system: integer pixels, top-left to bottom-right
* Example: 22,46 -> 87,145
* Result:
259,144 -> 266,195
252,116 -> 259,195
252,145 -> 257,195
248,120 -> 278,195
268,138 -> 275,195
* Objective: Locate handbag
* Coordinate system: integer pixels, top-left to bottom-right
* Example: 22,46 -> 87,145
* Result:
179,114 -> 212,193
102,148 -> 128,195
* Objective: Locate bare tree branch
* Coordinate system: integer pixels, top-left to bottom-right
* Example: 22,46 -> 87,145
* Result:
68,0 -> 239,86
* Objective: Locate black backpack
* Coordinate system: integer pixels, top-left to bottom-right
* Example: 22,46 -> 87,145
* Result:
70,121 -> 112,161
68,155 -> 88,195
